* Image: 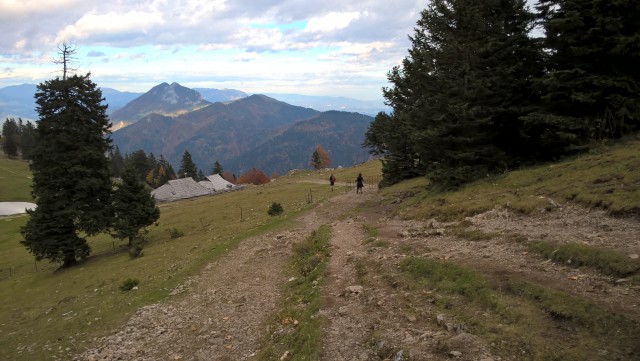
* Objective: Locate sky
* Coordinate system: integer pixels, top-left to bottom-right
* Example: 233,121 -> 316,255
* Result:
0,0 -> 429,100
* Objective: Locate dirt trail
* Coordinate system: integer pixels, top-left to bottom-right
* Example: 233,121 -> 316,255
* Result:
75,190 -> 371,361
76,187 -> 640,361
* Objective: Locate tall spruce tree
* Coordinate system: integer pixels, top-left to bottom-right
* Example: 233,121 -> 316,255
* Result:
20,48 -> 113,267
531,0 -> 640,148
366,0 -> 541,189
111,164 -> 160,257
178,150 -> 198,178
212,161 -> 223,175
1,118 -> 20,158
19,120 -> 37,160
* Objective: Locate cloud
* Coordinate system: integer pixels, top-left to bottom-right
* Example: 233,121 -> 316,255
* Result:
55,9 -> 164,44
0,0 -> 426,99
304,11 -> 364,33
87,50 -> 106,57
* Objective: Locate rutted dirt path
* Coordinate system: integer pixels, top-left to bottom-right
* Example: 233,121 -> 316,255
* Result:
77,187 -> 640,360
75,190 -> 372,361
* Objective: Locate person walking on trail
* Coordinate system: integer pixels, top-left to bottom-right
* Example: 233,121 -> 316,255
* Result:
329,174 -> 336,191
356,173 -> 364,194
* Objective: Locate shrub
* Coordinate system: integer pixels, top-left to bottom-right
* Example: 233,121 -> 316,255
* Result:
119,278 -> 139,292
168,228 -> 184,239
267,202 -> 284,216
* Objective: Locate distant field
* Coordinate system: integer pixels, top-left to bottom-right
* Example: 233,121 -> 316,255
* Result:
0,155 -> 32,201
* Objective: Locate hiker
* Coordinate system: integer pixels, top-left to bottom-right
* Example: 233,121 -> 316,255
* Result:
329,174 -> 336,191
356,173 -> 364,194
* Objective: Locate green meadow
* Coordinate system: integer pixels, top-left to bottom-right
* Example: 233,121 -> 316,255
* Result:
0,154 -> 380,360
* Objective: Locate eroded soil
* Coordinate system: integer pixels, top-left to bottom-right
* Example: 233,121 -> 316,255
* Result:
76,188 -> 640,361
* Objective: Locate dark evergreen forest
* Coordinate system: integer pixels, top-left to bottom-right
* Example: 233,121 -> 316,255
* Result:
364,0 -> 640,189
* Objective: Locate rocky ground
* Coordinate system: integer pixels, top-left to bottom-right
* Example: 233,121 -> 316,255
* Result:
75,187 -> 640,361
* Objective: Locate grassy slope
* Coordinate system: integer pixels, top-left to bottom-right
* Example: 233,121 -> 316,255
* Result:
0,160 -> 378,361
0,155 -> 32,201
2,138 -> 639,360
382,139 -> 640,221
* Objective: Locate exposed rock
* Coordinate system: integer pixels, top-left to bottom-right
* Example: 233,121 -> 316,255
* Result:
449,350 -> 462,358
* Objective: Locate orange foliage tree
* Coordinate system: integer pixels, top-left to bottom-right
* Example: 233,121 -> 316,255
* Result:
310,144 -> 331,169
221,171 -> 236,183
237,167 -> 270,185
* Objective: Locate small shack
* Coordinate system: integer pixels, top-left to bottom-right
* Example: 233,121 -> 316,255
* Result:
151,177 -> 212,202
151,174 -> 244,202
198,174 -> 240,192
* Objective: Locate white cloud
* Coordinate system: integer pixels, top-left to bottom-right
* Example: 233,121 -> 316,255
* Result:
0,0 -> 78,17
0,0 -> 426,99
171,0 -> 228,24
55,9 -> 164,43
232,27 -> 285,50
304,11 -> 364,33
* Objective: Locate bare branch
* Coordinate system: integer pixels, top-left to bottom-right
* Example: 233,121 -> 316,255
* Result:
53,41 -> 78,80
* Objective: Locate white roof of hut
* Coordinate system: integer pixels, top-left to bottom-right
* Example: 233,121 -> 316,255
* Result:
151,177 -> 212,202
199,174 -> 237,192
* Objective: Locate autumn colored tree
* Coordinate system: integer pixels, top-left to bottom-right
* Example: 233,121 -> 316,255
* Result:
221,171 -> 236,183
237,167 -> 270,185
310,144 -> 331,169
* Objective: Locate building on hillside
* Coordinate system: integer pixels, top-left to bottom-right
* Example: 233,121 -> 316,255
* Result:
151,177 -> 212,202
151,174 -> 244,202
198,174 -> 243,192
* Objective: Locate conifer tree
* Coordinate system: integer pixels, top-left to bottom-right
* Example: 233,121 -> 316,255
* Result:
1,118 -> 19,158
127,149 -> 150,182
212,161 -> 223,175
111,164 -> 160,257
19,120 -> 37,160
178,150 -> 198,178
366,0 -> 541,189
530,0 -> 640,147
109,146 -> 125,178
21,45 -> 113,267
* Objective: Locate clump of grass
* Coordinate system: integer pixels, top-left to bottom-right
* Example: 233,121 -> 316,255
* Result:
119,278 -> 139,292
372,239 -> 390,248
362,224 -> 380,245
363,224 -> 379,238
399,257 -> 496,308
508,280 -> 640,357
168,228 -> 184,239
528,241 -> 640,278
257,225 -> 332,360
398,257 -> 640,360
354,259 -> 367,280
447,223 -> 499,241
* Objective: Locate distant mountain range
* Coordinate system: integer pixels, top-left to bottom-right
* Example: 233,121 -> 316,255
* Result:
0,83 -> 387,122
112,90 -> 373,175
1,81 -> 378,176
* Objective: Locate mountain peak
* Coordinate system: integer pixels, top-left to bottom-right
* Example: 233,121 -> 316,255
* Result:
110,82 -> 210,126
